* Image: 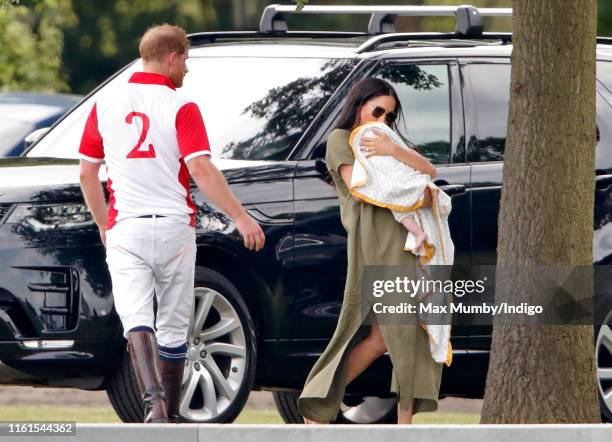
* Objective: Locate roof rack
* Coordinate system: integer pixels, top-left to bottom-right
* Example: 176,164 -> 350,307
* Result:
259,4 -> 512,36
357,31 -> 513,53
187,30 -> 369,46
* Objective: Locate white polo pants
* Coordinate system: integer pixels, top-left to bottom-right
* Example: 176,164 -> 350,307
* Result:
105,216 -> 196,355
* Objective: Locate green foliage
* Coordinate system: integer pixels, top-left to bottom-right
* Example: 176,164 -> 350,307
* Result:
421,0 -> 511,33
62,0 -> 218,94
295,0 -> 308,12
0,0 -> 75,92
600,0 -> 612,37
0,0 -> 20,8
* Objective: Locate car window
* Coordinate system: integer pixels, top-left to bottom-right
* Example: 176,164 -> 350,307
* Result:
28,57 -> 356,161
374,64 -> 452,165
596,91 -> 612,171
468,62 -> 610,166
466,63 -> 511,162
598,61 -> 612,95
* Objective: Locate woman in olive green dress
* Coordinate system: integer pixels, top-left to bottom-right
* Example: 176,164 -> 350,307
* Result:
297,77 -> 443,425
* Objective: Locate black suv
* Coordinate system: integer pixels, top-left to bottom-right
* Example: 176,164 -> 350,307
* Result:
1,4 -> 611,424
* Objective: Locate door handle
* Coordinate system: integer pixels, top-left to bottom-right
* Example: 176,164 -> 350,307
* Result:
437,184 -> 466,196
596,174 -> 612,190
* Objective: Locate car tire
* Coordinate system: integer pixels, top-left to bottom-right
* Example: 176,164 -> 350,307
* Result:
106,266 -> 257,423
273,391 -> 303,423
273,391 -> 397,424
105,344 -> 144,423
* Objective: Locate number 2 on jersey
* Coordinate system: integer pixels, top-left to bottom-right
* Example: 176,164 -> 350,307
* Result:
126,112 -> 156,158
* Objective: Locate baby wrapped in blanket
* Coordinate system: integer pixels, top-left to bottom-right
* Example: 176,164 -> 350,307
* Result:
349,121 -> 454,366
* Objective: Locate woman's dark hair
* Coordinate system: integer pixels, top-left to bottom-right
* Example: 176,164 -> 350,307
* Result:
335,77 -> 403,131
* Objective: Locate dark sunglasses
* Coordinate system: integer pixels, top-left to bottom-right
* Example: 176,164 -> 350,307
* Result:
368,103 -> 398,124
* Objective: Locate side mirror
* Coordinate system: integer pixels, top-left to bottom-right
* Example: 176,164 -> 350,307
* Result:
24,127 -> 50,148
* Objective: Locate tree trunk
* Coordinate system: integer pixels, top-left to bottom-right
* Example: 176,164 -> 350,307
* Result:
480,0 -> 600,423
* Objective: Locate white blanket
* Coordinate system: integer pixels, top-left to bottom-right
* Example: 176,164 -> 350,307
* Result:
349,122 -> 454,366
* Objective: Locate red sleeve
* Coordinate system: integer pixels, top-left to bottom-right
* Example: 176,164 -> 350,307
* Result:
78,103 -> 104,162
176,102 -> 212,161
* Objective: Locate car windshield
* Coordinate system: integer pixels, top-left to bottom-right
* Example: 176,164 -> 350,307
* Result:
28,55 -> 356,161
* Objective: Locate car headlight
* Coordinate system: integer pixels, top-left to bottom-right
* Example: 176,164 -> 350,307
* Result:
5,203 -> 95,231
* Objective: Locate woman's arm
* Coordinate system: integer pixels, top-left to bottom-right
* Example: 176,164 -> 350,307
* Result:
359,129 -> 437,179
338,163 -> 354,188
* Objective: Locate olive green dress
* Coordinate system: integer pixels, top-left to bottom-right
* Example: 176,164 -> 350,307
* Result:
296,128 -> 443,423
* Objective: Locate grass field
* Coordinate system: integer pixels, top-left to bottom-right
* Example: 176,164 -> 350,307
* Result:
0,406 -> 479,424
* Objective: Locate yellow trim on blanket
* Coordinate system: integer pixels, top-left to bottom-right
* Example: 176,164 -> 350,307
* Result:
428,185 -> 449,265
348,123 -> 376,189
350,188 -> 426,213
420,324 -> 453,367
404,241 -> 436,266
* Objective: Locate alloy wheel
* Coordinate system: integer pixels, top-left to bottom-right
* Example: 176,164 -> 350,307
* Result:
180,286 -> 247,421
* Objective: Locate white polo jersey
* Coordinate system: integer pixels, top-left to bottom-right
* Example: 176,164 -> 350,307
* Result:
78,72 -> 211,229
